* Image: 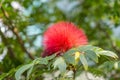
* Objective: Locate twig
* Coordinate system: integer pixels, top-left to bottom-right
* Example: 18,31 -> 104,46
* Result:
73,70 -> 76,80
72,66 -> 76,80
0,4 -> 34,60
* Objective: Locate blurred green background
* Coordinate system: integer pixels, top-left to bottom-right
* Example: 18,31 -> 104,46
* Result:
0,0 -> 120,79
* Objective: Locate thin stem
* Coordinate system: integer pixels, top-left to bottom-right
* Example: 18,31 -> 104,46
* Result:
73,67 -> 76,80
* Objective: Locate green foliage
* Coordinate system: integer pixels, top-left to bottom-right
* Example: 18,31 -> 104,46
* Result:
63,49 -> 76,65
85,50 -> 98,63
15,54 -> 55,80
0,0 -> 120,79
14,45 -> 118,79
0,68 -> 16,80
53,57 -> 67,73
79,54 -> 88,70
15,64 -> 33,80
97,51 -> 118,59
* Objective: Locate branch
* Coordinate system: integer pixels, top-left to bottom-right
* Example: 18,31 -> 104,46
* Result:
0,4 -> 34,60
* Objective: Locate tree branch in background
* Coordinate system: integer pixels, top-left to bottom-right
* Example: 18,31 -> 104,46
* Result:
0,4 -> 34,60
0,28 -> 15,58
97,23 -> 120,57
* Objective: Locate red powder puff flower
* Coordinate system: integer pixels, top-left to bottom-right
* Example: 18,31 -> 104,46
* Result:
42,22 -> 88,57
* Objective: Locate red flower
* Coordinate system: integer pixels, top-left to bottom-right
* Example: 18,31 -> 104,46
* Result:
42,22 -> 88,57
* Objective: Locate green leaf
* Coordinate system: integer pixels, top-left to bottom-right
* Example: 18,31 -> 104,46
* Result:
45,54 -> 56,60
117,61 -> 120,69
37,58 -> 48,65
26,58 -> 41,80
85,50 -> 98,63
15,64 -> 33,80
78,45 -> 95,52
88,67 -> 104,76
63,49 -> 76,65
53,57 -> 67,73
80,54 -> 88,70
15,56 -> 55,80
114,61 -> 119,69
99,61 -> 114,71
0,68 -> 16,80
26,65 -> 34,80
35,55 -> 56,65
92,47 -> 103,53
97,51 -> 118,59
